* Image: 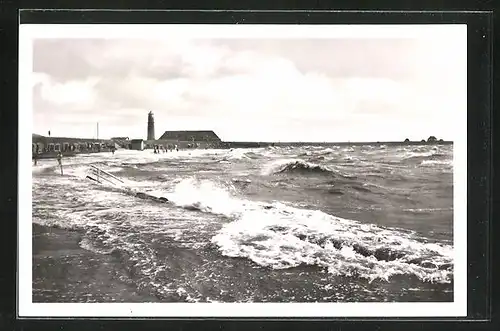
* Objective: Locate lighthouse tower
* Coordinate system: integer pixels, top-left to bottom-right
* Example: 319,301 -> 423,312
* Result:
147,111 -> 155,140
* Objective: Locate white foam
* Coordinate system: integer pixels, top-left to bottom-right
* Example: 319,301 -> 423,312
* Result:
211,202 -> 454,283
79,237 -> 116,255
227,149 -> 249,160
402,146 -> 445,160
421,160 -> 453,167
165,178 -> 255,218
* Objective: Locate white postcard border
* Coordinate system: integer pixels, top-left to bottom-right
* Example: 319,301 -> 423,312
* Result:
18,23 -> 467,318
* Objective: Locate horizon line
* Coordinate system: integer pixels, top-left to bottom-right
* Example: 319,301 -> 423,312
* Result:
32,133 -> 452,145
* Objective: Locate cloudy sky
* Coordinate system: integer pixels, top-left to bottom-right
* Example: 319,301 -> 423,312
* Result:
31,26 -> 466,142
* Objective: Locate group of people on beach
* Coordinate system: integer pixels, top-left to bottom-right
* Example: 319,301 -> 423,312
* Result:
33,152 -> 63,174
153,144 -> 178,154
32,147 -> 64,175
34,142 -> 180,176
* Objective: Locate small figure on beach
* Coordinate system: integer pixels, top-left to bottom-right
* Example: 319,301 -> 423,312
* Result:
111,145 -> 116,155
56,151 -> 63,175
33,144 -> 39,165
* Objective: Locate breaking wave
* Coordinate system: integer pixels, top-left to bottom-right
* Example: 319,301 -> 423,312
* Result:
132,178 -> 454,284
210,200 -> 453,284
267,160 -> 335,176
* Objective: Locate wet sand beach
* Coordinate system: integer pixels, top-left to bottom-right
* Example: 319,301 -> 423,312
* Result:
33,223 -> 159,302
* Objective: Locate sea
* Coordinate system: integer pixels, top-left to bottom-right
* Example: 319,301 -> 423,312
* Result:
32,144 -> 454,303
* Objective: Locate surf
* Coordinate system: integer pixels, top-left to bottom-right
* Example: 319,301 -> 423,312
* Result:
211,201 -> 454,284
125,176 -> 455,284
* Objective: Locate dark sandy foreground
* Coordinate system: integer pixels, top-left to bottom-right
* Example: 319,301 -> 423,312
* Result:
33,223 -> 453,304
32,223 -> 159,302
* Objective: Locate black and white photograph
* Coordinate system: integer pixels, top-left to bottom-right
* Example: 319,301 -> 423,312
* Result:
19,24 -> 467,317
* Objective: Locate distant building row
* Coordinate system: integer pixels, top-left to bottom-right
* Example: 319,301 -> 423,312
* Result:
120,130 -> 223,150
32,134 -> 115,155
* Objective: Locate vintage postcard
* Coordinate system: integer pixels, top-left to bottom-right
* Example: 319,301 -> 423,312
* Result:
19,23 -> 467,317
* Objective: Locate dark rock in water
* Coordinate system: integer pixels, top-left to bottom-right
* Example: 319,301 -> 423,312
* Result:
404,138 -> 410,143
158,197 -> 169,203
427,136 -> 438,143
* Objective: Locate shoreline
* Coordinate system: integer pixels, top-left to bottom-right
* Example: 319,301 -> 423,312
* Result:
33,223 -> 159,303
32,222 -> 453,303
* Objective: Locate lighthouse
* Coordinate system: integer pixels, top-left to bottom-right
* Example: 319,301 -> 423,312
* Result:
147,111 -> 155,140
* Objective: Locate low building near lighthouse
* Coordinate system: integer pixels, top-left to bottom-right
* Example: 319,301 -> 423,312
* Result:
158,130 -> 221,142
130,139 -> 144,150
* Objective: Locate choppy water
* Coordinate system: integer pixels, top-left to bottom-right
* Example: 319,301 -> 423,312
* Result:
32,144 -> 454,302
